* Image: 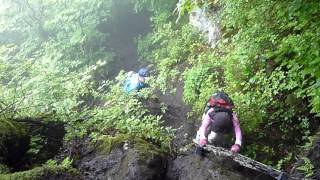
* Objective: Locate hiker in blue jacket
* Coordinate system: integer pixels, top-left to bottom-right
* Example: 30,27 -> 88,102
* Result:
124,68 -> 149,93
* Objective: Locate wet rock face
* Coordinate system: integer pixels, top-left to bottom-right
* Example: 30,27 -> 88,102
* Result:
78,148 -> 166,180
65,134 -> 275,180
165,151 -> 274,180
189,7 -> 221,48
74,136 -> 167,180
166,152 -> 250,180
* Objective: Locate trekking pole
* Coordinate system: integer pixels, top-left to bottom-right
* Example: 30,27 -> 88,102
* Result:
193,140 -> 289,180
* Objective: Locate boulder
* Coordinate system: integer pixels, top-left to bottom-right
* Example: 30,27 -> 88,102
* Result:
75,134 -> 167,180
165,151 -> 252,180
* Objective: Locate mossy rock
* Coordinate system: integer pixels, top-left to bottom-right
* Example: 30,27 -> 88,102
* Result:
96,134 -> 167,157
96,134 -> 131,155
0,165 -> 79,180
133,138 -> 167,160
0,119 -> 29,167
78,134 -> 168,180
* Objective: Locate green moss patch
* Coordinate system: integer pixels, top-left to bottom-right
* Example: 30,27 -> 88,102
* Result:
96,134 -> 167,158
134,138 -> 166,160
0,165 -> 79,180
96,134 -> 131,155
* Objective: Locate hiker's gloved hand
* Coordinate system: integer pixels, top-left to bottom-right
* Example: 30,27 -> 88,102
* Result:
231,144 -> 240,153
199,139 -> 207,147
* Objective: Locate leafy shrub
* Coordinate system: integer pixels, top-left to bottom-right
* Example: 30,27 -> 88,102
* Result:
65,71 -> 174,149
137,0 -> 320,165
296,157 -> 315,178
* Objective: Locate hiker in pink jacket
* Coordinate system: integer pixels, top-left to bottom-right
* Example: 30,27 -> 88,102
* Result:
195,91 -> 242,153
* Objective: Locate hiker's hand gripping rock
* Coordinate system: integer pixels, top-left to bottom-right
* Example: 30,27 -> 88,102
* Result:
199,139 -> 207,147
231,144 -> 240,153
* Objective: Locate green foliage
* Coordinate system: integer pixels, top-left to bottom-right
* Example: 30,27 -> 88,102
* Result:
45,157 -> 72,169
45,159 -> 58,168
0,164 -> 9,174
296,157 -> 314,178
137,0 -> 320,165
243,143 -> 276,165
0,0 -> 115,120
183,66 -> 210,103
0,161 -> 78,179
276,153 -> 293,170
134,136 -> 167,160
300,136 -> 314,151
96,134 -> 131,154
137,21 -> 205,94
0,157 -> 75,178
219,0 -> 320,115
0,1 -> 174,171
27,135 -> 44,155
214,2 -> 320,163
66,72 -> 174,149
0,45 -> 103,119
61,157 -> 73,168
129,0 -> 176,13
183,65 -> 213,113
175,0 -> 216,20
1,0 -> 318,170
96,134 -> 167,160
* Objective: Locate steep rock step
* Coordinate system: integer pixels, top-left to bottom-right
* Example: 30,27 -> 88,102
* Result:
165,150 -> 272,180
73,135 -> 167,180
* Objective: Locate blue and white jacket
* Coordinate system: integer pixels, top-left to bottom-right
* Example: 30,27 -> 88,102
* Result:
123,73 -> 146,93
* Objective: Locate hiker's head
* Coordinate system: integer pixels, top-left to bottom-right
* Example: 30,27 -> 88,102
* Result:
138,68 -> 149,77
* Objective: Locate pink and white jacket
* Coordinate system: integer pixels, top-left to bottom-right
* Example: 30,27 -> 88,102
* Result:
199,108 -> 242,146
